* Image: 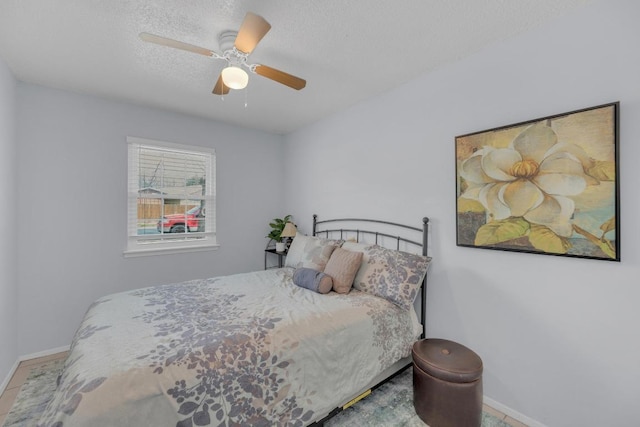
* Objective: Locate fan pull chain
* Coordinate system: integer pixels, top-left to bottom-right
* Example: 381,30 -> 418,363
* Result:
244,86 -> 248,108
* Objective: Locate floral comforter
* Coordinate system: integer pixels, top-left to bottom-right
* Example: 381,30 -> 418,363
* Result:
38,268 -> 415,427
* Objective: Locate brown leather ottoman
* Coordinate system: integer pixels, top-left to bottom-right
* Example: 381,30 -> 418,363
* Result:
412,339 -> 483,427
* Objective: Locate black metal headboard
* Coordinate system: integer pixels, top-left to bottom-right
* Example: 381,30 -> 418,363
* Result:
312,214 -> 430,338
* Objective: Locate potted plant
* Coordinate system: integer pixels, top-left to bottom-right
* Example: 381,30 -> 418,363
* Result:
267,214 -> 292,252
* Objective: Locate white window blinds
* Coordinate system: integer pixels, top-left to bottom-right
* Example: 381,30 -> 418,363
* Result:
125,137 -> 217,256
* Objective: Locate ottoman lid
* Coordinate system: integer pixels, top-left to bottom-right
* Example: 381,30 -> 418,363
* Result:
412,338 -> 483,383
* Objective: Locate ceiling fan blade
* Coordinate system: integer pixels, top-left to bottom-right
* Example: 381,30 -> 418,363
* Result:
139,32 -> 215,57
254,65 -> 306,90
212,74 -> 230,95
234,12 -> 271,54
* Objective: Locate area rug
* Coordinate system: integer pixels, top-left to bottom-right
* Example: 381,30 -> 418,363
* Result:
327,368 -> 512,427
3,359 -> 64,427
4,362 -> 511,426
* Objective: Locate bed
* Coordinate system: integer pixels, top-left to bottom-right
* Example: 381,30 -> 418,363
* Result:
37,215 -> 431,427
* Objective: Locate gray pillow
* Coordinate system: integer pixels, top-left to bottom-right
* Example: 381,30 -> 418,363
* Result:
292,268 -> 334,294
341,242 -> 431,310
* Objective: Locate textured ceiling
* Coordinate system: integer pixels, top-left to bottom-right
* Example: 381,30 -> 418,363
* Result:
0,0 -> 591,134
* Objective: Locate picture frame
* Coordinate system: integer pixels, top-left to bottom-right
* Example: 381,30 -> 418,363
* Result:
455,102 -> 620,261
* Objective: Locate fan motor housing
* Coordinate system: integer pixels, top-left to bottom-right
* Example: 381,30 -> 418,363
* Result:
218,30 -> 238,54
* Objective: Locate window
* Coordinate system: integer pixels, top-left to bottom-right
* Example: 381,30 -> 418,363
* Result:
125,136 -> 217,257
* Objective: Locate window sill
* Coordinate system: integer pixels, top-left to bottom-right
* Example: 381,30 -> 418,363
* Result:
123,243 -> 220,258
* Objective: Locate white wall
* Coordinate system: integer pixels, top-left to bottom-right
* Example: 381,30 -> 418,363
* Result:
0,56 -> 18,383
284,1 -> 640,426
16,84 -> 286,355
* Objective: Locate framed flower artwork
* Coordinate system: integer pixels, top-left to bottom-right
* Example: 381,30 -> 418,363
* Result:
455,102 -> 620,261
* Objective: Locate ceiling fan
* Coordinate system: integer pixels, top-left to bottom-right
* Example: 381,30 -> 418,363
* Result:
139,12 -> 306,95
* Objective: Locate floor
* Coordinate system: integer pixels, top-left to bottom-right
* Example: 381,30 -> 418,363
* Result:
0,351 -> 69,425
483,404 -> 529,427
0,351 -> 527,427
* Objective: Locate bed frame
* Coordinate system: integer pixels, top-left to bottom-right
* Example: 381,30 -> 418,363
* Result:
310,214 -> 430,426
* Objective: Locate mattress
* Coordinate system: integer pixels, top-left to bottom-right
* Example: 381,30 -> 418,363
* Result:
38,267 -> 415,426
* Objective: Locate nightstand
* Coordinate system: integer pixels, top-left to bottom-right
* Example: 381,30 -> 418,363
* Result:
264,248 -> 287,269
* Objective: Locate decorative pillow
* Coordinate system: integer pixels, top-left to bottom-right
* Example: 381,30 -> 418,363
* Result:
342,242 -> 431,311
324,247 -> 363,294
285,234 -> 342,271
340,241 -> 369,252
409,305 -> 423,339
292,268 -> 334,294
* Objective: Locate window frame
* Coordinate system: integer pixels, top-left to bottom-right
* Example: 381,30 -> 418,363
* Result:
124,136 -> 218,258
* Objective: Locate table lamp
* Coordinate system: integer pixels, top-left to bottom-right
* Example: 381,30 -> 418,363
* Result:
280,222 -> 297,251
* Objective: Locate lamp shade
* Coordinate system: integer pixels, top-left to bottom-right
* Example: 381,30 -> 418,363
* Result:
281,222 -> 297,238
221,66 -> 249,89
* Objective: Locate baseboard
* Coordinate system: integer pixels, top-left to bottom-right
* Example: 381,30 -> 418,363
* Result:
0,345 -> 71,395
17,345 -> 70,363
484,395 -> 548,427
0,359 -> 20,395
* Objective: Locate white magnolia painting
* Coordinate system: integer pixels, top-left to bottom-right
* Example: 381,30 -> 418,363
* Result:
456,103 -> 619,261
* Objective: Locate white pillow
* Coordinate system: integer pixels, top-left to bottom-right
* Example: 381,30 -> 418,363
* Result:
285,234 -> 342,271
410,305 -> 423,339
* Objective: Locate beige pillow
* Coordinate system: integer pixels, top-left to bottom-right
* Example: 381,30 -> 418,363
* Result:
324,247 -> 363,294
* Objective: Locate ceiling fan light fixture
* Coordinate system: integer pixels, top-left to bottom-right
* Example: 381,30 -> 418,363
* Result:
221,66 -> 249,90
140,12 -> 306,95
